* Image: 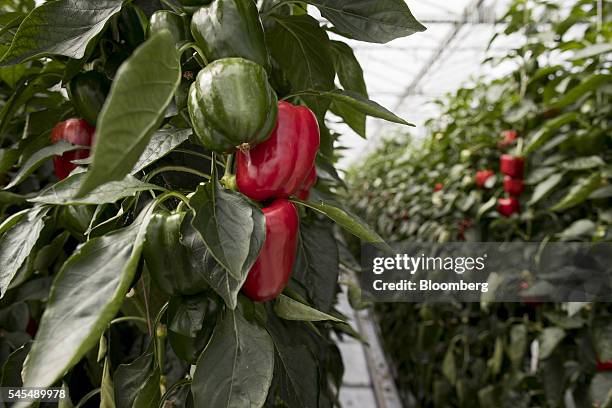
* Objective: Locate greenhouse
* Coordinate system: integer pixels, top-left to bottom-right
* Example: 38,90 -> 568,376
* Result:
0,0 -> 610,407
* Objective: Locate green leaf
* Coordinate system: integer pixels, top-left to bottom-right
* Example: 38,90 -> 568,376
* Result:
524,112 -> 579,154
548,74 -> 612,110
189,180 -> 265,282
131,128 -> 191,174
528,173 -> 563,205
268,14 -> 335,117
550,173 -> 601,211
274,294 -> 343,322
0,0 -> 123,65
571,43 -> 612,60
191,309 -> 274,408
78,30 -> 181,196
304,0 -> 426,43
593,320 -> 612,361
266,318 -> 319,408
0,206 -> 49,297
330,41 -> 367,137
100,357 -> 116,408
20,205 -> 154,389
589,185 -> 612,199
538,327 -> 565,360
180,220 -> 245,309
1,342 -> 31,387
442,347 -> 456,385
561,155 -> 605,171
4,141 -> 83,189
558,219 -> 596,241
589,373 -> 612,408
114,351 -> 159,408
30,171 -> 160,205
291,198 -> 387,246
294,224 -> 339,313
322,90 -> 412,126
508,324 -> 527,369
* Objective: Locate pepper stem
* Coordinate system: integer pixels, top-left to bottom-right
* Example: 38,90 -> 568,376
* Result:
236,143 -> 251,153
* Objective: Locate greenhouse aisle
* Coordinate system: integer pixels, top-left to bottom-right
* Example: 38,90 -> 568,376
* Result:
337,279 -> 403,408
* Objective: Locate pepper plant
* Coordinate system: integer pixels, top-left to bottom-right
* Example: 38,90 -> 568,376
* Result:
348,0 -> 612,406
0,0 -> 425,406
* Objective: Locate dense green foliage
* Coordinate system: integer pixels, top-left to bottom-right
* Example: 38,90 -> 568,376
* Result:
0,0 -> 422,406
348,0 -> 612,406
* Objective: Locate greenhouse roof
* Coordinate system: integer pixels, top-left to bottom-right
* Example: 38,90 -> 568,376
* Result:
326,0 -> 518,169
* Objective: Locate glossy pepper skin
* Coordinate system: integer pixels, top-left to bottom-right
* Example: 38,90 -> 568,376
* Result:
50,119 -> 95,180
67,71 -> 109,126
295,166 -> 317,200
188,58 -> 277,153
500,154 -> 525,178
149,10 -> 191,44
497,197 -> 520,217
504,176 -> 524,195
143,211 -> 209,296
236,101 -> 320,201
191,0 -> 269,69
242,200 -> 299,302
475,169 -> 494,188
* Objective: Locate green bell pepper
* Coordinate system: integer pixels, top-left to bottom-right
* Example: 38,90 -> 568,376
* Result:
188,58 -> 278,153
67,71 -> 110,126
143,210 -> 209,296
148,10 -> 191,44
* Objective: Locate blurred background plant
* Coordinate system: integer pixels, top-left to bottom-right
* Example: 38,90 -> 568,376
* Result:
347,0 -> 612,406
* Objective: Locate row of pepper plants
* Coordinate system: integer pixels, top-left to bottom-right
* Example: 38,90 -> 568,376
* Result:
348,0 -> 612,406
0,0 -> 425,406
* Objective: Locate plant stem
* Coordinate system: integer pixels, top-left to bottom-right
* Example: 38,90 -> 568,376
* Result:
173,149 -> 224,166
158,378 -> 192,408
144,165 -> 210,183
110,316 -> 148,326
75,388 -> 101,408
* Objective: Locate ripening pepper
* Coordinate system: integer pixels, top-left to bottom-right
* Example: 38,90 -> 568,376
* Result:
498,130 -> 518,148
475,169 -> 494,188
295,166 -> 317,200
434,183 -> 443,192
236,101 -> 320,201
148,10 -> 191,44
500,154 -> 525,178
242,199 -> 299,302
497,197 -> 520,217
596,359 -> 612,372
67,71 -> 110,126
191,0 -> 270,69
143,211 -> 209,296
504,176 -> 524,196
50,118 -> 95,180
188,58 -> 278,153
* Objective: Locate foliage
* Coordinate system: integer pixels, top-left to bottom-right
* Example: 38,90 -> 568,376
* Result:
347,0 -> 612,406
0,0 -> 422,406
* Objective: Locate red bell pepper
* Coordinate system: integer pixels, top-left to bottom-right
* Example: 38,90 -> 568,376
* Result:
50,118 -> 95,180
475,169 -> 495,188
434,183 -> 443,192
498,130 -> 518,147
596,359 -> 612,372
500,154 -> 524,178
504,176 -> 524,195
497,197 -> 520,217
242,199 -> 299,302
295,166 -> 317,200
236,101 -> 320,201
